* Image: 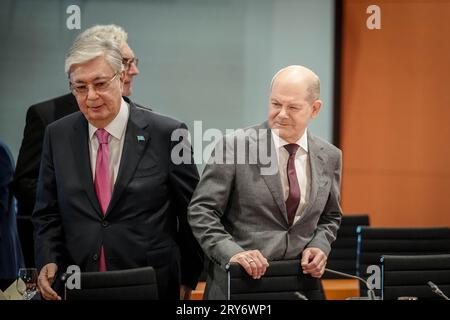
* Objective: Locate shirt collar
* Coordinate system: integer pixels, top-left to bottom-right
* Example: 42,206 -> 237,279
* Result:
271,128 -> 308,153
89,98 -> 129,140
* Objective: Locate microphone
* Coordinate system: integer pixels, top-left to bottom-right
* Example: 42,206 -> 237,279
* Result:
294,291 -> 308,300
427,281 -> 450,300
324,268 -> 377,300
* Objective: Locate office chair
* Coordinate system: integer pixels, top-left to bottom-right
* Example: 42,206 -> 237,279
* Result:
356,227 -> 450,297
64,266 -> 158,300
223,260 -> 324,300
324,214 -> 370,279
381,254 -> 450,300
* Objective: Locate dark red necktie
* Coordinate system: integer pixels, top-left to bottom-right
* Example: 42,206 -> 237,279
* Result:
284,144 -> 300,226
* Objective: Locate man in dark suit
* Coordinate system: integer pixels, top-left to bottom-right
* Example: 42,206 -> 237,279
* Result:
13,94 -> 78,218
13,25 -> 140,218
13,25 -> 143,269
34,32 -> 202,300
0,139 -> 24,290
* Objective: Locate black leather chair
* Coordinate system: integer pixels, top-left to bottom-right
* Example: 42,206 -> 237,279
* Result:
324,214 -> 370,279
356,227 -> 450,297
381,254 -> 450,300
224,260 -> 324,300
64,266 -> 158,300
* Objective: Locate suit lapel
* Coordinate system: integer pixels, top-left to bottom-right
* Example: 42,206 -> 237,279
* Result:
105,103 -> 150,216
71,114 -> 102,217
255,123 -> 288,225
301,133 -> 326,218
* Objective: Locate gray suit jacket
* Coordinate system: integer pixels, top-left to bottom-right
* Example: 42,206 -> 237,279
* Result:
188,122 -> 342,299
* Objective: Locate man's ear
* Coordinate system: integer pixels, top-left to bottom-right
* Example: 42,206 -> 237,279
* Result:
119,70 -> 126,91
311,100 -> 322,119
120,70 -> 126,82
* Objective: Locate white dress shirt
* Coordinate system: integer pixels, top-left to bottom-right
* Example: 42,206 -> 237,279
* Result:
88,98 -> 129,191
271,128 -> 311,224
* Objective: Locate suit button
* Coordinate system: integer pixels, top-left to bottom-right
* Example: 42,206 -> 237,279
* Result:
93,254 -> 98,261
102,221 -> 109,227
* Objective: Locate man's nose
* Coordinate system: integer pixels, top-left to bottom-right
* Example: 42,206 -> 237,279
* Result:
86,85 -> 99,100
128,63 -> 139,76
278,106 -> 289,118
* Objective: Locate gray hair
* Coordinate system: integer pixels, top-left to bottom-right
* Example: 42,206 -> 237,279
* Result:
65,37 -> 123,76
65,24 -> 127,76
270,65 -> 321,103
74,24 -> 128,48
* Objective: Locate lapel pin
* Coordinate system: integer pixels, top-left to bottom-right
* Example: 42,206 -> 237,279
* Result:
137,135 -> 145,142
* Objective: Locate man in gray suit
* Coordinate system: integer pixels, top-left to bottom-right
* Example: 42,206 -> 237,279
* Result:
188,65 -> 342,299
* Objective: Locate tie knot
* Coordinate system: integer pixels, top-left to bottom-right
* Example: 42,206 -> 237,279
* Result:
284,143 -> 299,156
95,129 -> 110,144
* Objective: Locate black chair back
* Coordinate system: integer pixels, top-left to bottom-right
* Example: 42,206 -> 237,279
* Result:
324,214 -> 370,278
64,266 -> 158,300
381,254 -> 450,300
226,260 -> 324,300
357,227 -> 450,297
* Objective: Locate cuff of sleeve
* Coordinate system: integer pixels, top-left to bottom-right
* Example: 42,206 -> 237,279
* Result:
212,239 -> 245,269
306,239 -> 331,257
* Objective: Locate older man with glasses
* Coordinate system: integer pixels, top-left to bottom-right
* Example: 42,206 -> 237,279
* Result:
33,32 -> 203,300
14,25 -> 144,220
13,25 -> 150,272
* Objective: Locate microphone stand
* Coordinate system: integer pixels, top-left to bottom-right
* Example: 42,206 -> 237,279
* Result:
324,268 -> 377,300
428,281 -> 450,300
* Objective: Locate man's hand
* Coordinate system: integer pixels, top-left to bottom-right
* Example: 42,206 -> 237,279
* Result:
38,263 -> 61,300
180,285 -> 192,300
230,250 -> 269,279
301,247 -> 327,278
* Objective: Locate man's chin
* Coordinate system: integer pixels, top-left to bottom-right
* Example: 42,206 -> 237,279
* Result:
86,109 -> 108,120
272,126 -> 288,135
273,128 -> 296,142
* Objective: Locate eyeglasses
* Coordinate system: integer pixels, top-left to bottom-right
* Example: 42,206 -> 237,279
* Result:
70,72 -> 120,95
122,57 -> 139,70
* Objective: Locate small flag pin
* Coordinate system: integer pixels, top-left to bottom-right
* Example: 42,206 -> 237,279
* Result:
137,135 -> 145,142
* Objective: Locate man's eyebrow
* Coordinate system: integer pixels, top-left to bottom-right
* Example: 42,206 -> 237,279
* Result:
92,76 -> 110,81
73,76 -> 110,83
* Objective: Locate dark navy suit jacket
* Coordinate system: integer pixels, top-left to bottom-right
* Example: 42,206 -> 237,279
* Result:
0,140 -> 24,286
33,100 -> 203,299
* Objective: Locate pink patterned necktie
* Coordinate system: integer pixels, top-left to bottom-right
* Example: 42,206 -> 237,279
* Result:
94,129 -> 111,272
284,144 -> 300,226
